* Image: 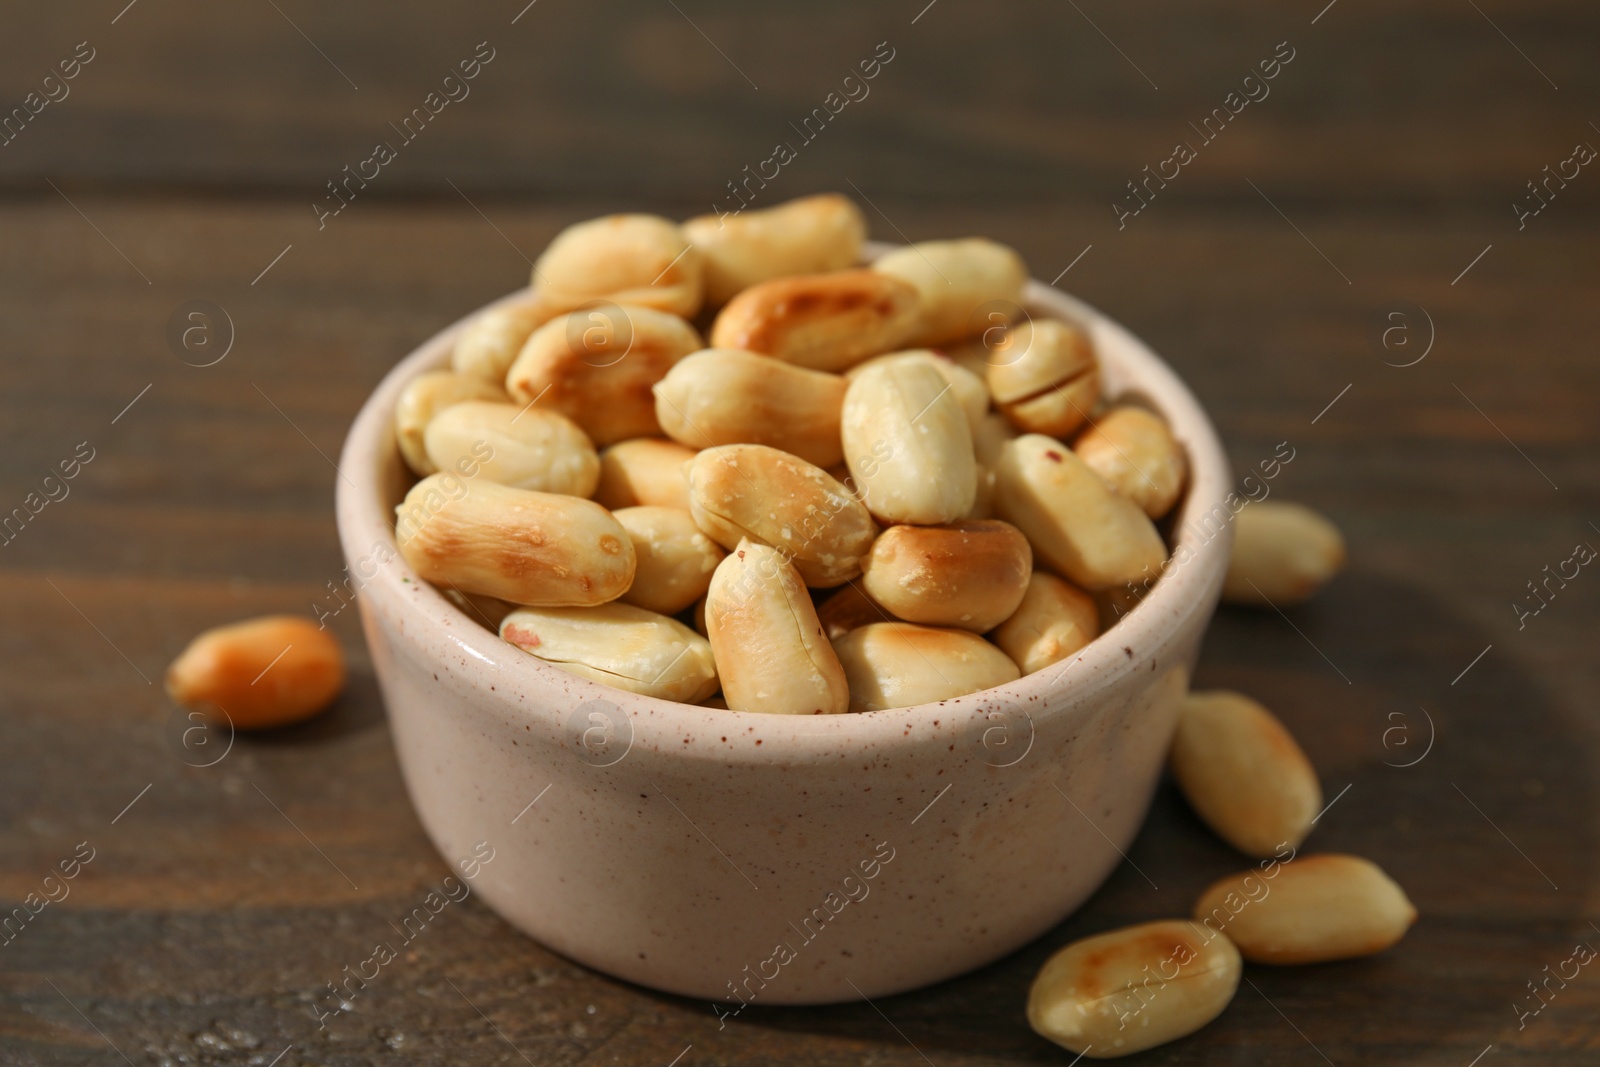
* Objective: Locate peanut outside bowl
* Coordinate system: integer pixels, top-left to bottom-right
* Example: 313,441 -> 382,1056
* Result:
335,243 -> 1233,1005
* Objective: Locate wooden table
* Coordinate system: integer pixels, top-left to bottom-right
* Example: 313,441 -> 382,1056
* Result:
3,1 -> 1597,1063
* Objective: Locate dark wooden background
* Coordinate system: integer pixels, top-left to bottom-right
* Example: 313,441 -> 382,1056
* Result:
2,1 -> 1597,1063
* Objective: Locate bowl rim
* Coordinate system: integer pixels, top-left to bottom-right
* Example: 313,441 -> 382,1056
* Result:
336,241 -> 1233,759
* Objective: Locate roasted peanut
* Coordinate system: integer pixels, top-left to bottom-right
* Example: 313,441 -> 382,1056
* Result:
500,602 -> 718,703
1074,407 -> 1186,520
993,434 -> 1167,590
708,268 -> 920,372
614,506 -> 726,615
167,616 -> 344,730
532,213 -> 703,317
989,571 -> 1100,674
505,304 -> 703,446
1168,690 -> 1321,858
653,349 -> 847,468
846,350 -> 988,433
687,444 -> 877,588
394,370 -> 506,476
1194,854 -> 1417,964
451,296 -> 559,383
860,520 -> 1031,632
872,237 -> 1027,347
987,319 -> 1100,438
1223,501 -> 1346,605
1027,920 -> 1241,1058
831,622 -> 1019,712
396,474 -> 634,606
704,540 -> 850,715
423,401 -> 599,497
682,194 -> 866,306
841,357 -> 977,524
594,438 -> 696,511
816,582 -> 892,641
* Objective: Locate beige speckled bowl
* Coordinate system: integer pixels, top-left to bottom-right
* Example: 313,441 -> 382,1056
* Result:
335,246 -> 1232,1005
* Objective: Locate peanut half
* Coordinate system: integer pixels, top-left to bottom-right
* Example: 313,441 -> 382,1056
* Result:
709,268 -> 920,372
500,602 -> 718,703
989,571 -> 1100,675
653,349 -> 848,469
1194,854 -> 1417,964
993,434 -> 1167,590
860,520 -> 1032,632
1074,406 -> 1187,520
1168,690 -> 1322,858
394,370 -> 506,477
422,401 -> 599,497
986,319 -> 1101,439
687,444 -> 877,588
846,350 -> 989,433
872,237 -> 1028,347
531,213 -> 704,318
593,438 -> 696,511
831,621 -> 1019,712
1027,919 -> 1241,1058
704,540 -> 850,715
841,357 -> 978,525
682,193 -> 865,306
1223,501 -> 1347,605
505,303 -> 703,447
614,506 -> 727,616
451,296 -> 559,383
396,474 -> 634,606
167,615 -> 344,730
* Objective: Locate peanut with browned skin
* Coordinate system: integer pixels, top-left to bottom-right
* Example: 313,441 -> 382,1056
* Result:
1168,690 -> 1322,858
1027,920 -> 1241,1058
654,349 -> 848,468
860,520 -> 1031,632
682,194 -> 865,306
532,213 -> 704,317
1223,501 -> 1346,605
709,269 -> 920,372
841,358 -> 977,525
831,622 -> 1019,712
396,474 -> 634,607
993,434 -> 1167,590
394,370 -> 506,476
872,238 -> 1027,347
505,304 -> 703,447
166,616 -> 344,730
989,571 -> 1100,674
501,602 -> 718,703
1194,854 -> 1416,964
593,438 -> 696,511
704,540 -> 849,715
687,444 -> 877,588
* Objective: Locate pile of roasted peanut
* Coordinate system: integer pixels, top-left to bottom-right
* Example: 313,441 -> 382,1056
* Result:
392,193 -> 1209,713
1027,686 -> 1416,1056
163,192 -> 1400,1058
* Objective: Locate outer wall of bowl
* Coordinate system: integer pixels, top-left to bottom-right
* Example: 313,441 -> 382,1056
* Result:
336,252 -> 1233,1005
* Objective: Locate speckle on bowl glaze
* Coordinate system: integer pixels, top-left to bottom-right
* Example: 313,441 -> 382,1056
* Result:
336,242 -> 1232,1004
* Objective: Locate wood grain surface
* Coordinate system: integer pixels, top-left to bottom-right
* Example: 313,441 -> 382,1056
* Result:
1,1 -> 1597,1064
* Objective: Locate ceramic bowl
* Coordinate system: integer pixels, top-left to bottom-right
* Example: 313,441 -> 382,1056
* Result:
335,245 -> 1232,1005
